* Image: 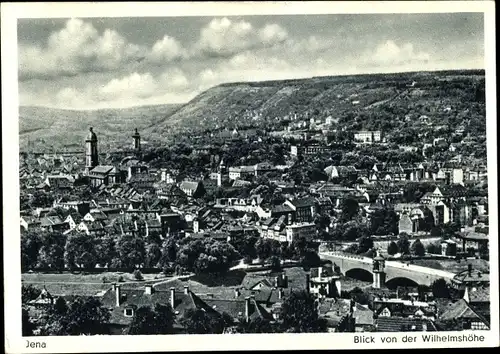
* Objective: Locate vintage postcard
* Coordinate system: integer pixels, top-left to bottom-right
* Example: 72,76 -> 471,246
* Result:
2,1 -> 498,352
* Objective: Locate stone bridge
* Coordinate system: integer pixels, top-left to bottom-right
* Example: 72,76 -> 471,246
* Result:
319,251 -> 456,287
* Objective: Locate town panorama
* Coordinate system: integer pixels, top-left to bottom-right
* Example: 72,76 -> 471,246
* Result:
18,15 -> 489,337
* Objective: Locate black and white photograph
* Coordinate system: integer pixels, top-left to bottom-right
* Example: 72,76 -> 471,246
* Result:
2,1 -> 498,352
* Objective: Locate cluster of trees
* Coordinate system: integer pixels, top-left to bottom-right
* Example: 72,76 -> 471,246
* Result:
386,235 -> 425,256
329,221 -> 369,242
22,229 -> 152,271
21,228 -> 242,276
230,235 -> 321,270
344,235 -> 374,256
25,296 -> 112,336
176,237 -> 240,275
369,208 -> 399,236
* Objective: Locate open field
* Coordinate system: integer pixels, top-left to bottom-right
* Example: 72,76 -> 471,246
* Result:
22,271 -> 172,296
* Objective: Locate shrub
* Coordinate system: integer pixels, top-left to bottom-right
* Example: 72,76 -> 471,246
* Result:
387,241 -> 399,255
133,269 -> 144,281
118,275 -> 125,282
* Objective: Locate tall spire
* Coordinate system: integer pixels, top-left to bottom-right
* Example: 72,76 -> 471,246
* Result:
132,128 -> 141,152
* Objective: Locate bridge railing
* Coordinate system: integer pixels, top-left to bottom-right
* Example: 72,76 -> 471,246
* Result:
385,261 -> 456,279
319,250 -> 370,261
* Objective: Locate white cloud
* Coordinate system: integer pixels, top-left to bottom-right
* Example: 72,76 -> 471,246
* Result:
19,18 -> 146,79
258,24 -> 288,45
148,35 -> 186,63
48,68 -> 192,109
199,68 -> 218,83
159,67 -> 190,89
371,40 -> 431,65
195,17 -> 288,57
99,72 -> 158,100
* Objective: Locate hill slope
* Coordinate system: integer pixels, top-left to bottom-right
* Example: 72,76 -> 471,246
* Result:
145,69 -> 485,137
19,104 -> 181,151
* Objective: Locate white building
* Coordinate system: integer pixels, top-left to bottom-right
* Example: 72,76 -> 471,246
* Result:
354,130 -> 382,144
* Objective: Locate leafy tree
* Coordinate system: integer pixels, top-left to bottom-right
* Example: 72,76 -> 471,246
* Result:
431,278 -> 450,299
269,255 -> 281,271
242,317 -> 276,333
426,242 -> 442,255
64,233 -> 98,270
301,249 -> 321,269
357,236 -> 374,254
290,237 -> 309,260
230,235 -> 258,260
22,308 -> 36,336
387,241 -> 399,255
90,236 -> 115,267
411,239 -> 426,256
370,208 -> 399,235
133,269 -> 144,281
417,285 -> 430,301
146,231 -> 162,246
41,297 -> 110,335
37,232 -> 66,270
128,304 -> 175,335
145,243 -> 162,268
309,168 -> 328,182
314,212 -> 331,230
279,291 -> 327,333
340,197 -> 359,222
117,235 -> 146,269
397,235 -> 411,255
38,244 -> 65,270
181,309 -> 232,334
344,243 -> 359,254
22,285 -> 42,304
333,221 -> 370,242
255,238 -> 281,261
403,183 -> 435,203
21,231 -> 42,271
177,238 -> 240,275
348,287 -> 370,305
159,237 -> 178,269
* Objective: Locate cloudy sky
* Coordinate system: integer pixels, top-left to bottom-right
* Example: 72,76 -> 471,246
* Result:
18,13 -> 484,110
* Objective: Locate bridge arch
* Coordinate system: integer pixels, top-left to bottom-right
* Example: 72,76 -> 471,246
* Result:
385,277 -> 419,289
345,268 -> 373,282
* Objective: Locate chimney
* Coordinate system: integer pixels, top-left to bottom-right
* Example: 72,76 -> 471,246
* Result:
170,287 -> 175,309
115,284 -> 121,307
275,276 -> 280,287
184,285 -> 189,295
245,297 -> 251,322
306,274 -> 310,294
278,287 -> 284,300
468,264 -> 472,277
145,285 -> 153,295
234,288 -> 240,298
318,267 -> 323,279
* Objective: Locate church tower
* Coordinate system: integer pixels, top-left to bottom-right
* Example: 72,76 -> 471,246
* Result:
85,127 -> 98,175
132,128 -> 141,152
